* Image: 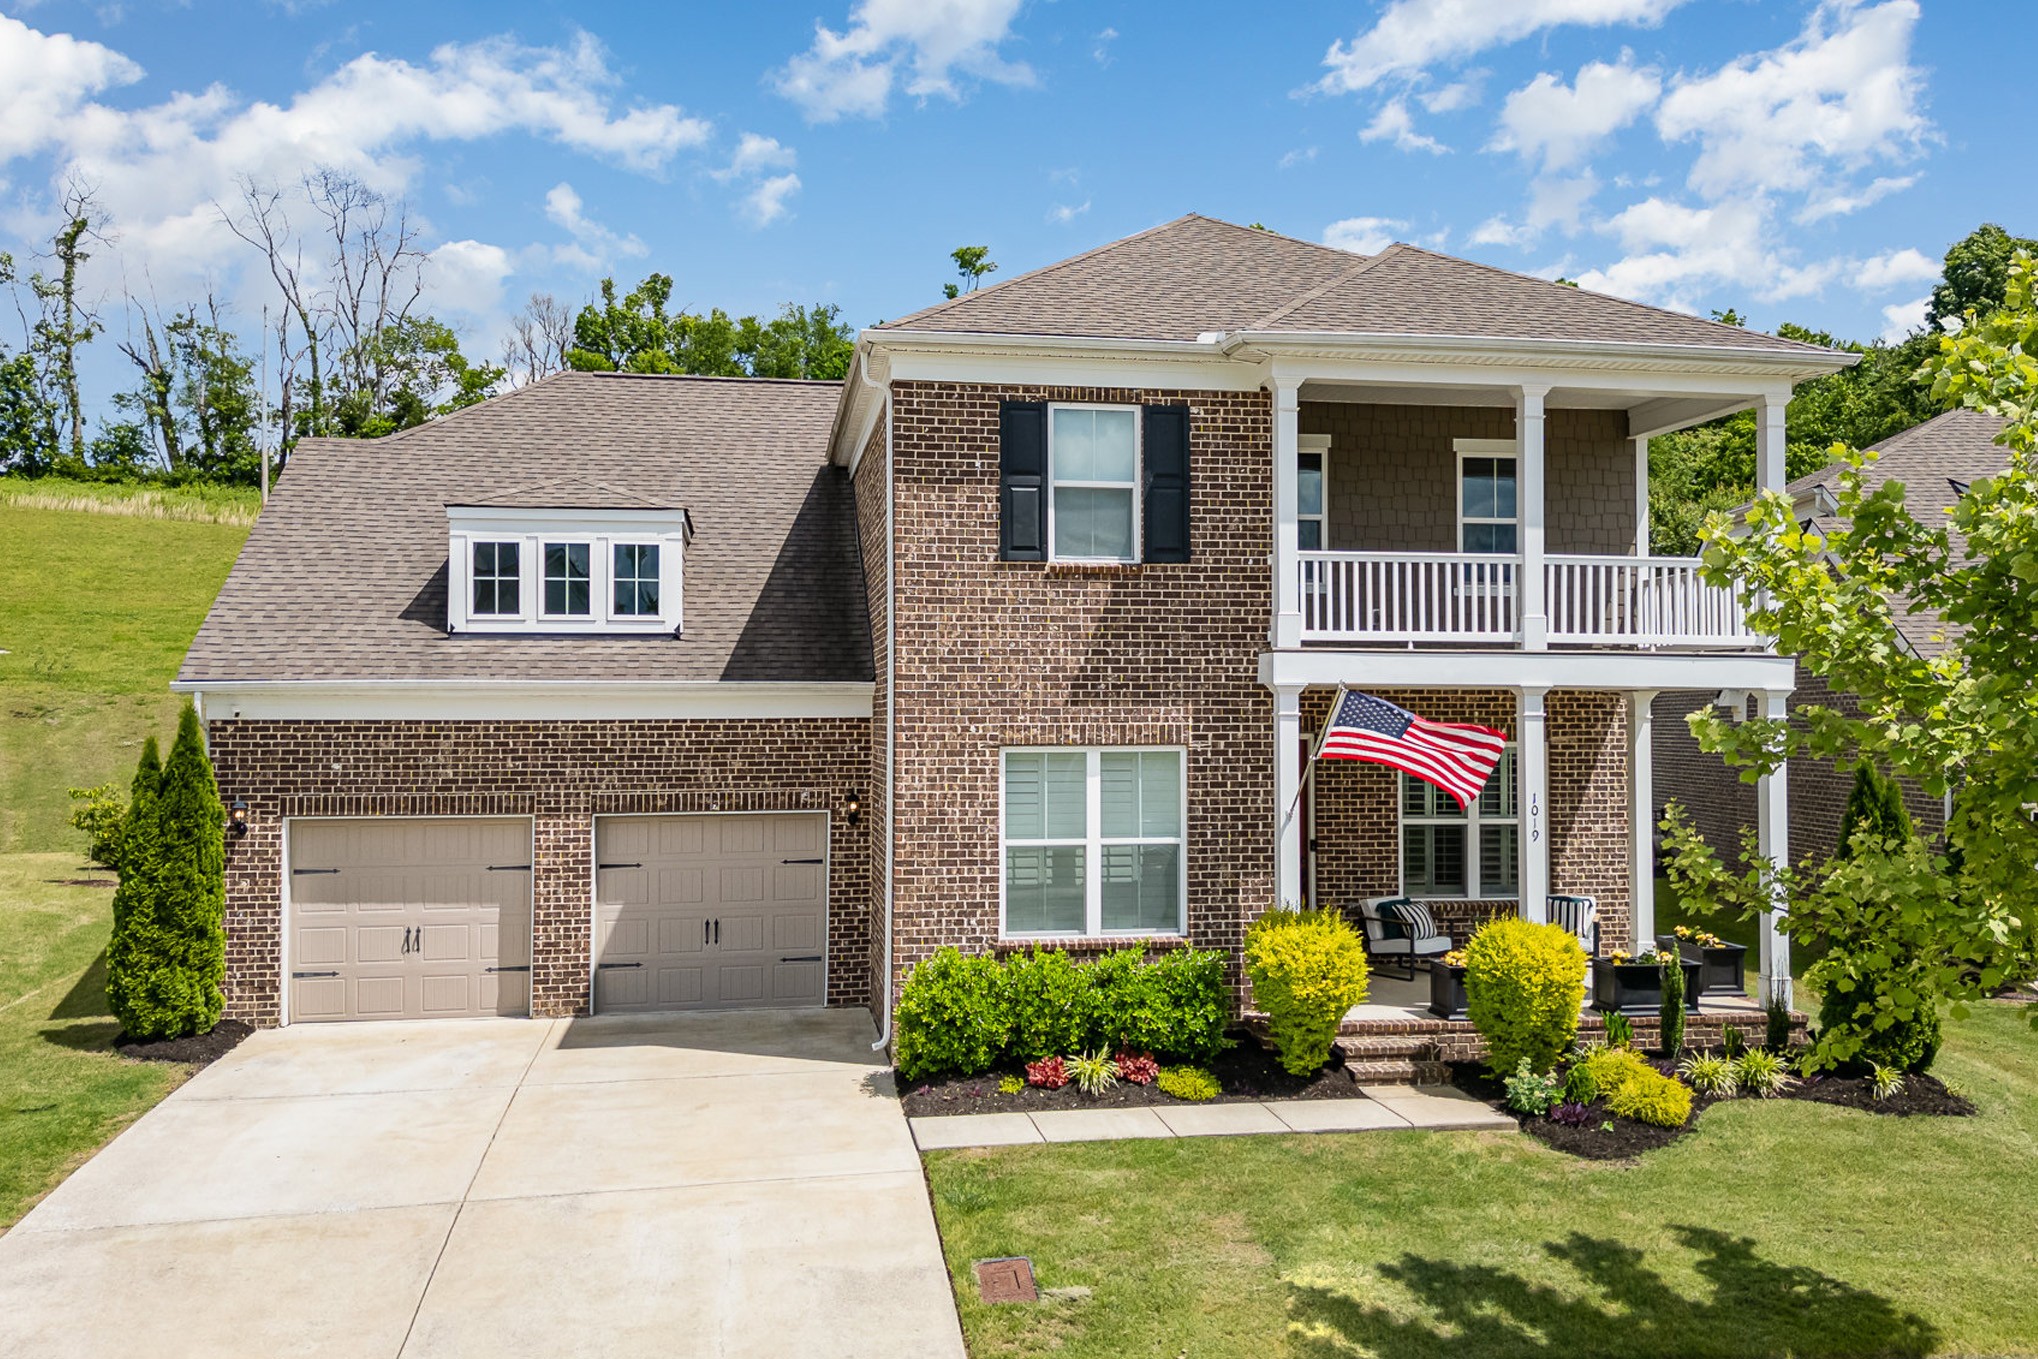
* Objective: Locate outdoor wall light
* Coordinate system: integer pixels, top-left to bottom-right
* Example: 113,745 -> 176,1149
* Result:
228,799 -> 249,838
845,791 -> 863,826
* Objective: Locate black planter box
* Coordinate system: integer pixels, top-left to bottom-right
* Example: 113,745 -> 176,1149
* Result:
1428,961 -> 1469,1020
1593,958 -> 1702,1016
1655,935 -> 1749,997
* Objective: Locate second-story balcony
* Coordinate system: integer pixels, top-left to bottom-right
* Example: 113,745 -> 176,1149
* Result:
1297,550 -> 1756,648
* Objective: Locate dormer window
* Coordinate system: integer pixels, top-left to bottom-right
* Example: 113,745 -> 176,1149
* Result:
445,479 -> 689,635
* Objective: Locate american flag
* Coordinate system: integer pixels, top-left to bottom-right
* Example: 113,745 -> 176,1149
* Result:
1316,688 -> 1507,809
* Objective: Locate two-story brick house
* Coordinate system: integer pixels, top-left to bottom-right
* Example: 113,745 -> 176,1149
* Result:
177,214 -> 1850,1037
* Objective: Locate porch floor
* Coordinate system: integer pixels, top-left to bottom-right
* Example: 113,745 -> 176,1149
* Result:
1345,970 -> 1768,1026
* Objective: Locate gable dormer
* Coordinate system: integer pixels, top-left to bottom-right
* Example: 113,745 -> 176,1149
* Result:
444,476 -> 692,636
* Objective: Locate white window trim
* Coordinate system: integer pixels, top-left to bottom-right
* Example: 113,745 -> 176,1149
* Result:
1455,439 -> 1519,556
469,540 -> 524,618
1298,432 -> 1330,553
1398,744 -> 1519,900
445,506 -> 688,635
611,542 -> 663,618
999,746 -> 1188,939
1047,402 -> 1142,564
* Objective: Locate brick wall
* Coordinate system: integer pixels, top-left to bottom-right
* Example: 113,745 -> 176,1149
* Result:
1300,402 -> 1634,554
1304,686 -> 1632,953
208,718 -> 871,1025
852,415 -> 891,1020
884,381 -> 1277,1004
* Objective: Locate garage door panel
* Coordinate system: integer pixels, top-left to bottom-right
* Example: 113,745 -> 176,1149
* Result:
656,966 -> 705,1007
422,974 -> 472,1014
596,967 -> 648,1010
355,976 -> 406,1017
773,816 -> 823,857
716,965 -> 765,1004
719,915 -> 765,953
718,866 -> 765,904
654,915 -> 707,956
357,926 -> 406,964
772,912 -> 821,952
656,817 -> 706,857
600,866 -> 650,905
298,927 -> 348,966
600,913 -> 651,959
773,863 -> 821,900
420,923 -> 473,962
774,961 -> 823,1001
295,978 -> 345,1019
716,817 -> 766,855
658,867 -> 704,905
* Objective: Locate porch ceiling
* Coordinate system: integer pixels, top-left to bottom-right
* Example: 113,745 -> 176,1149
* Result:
1296,380 -> 1758,439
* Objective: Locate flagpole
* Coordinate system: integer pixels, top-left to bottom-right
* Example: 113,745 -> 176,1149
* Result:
1284,685 -> 1343,829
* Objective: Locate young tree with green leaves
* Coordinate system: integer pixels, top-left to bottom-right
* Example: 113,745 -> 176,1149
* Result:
565,274 -> 853,380
941,245 -> 997,300
1837,762 -> 1912,861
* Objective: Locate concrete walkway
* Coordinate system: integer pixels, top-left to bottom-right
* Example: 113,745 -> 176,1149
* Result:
0,1010 -> 965,1359
911,1083 -> 1515,1150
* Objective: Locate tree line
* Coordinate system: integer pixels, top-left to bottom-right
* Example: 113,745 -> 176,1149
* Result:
0,169 -> 855,489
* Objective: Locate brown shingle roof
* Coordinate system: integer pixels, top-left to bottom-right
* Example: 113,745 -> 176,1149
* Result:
876,214 -> 1837,359
179,372 -> 870,684
454,475 -> 679,511
1785,408 -> 2009,656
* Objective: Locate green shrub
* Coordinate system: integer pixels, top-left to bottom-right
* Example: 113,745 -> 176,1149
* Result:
1816,987 -> 1941,1075
1561,1062 -> 1599,1105
1579,1045 -> 1653,1096
1117,947 -> 1230,1062
1243,908 -> 1370,1076
1604,1012 -> 1634,1049
996,1073 -> 1025,1095
1660,959 -> 1686,1059
1076,948 -> 1144,1051
68,782 -> 129,869
1838,761 -> 1912,860
1003,948 -> 1087,1062
1677,1053 -> 1738,1097
1766,995 -> 1792,1053
1157,1066 -> 1220,1101
1504,1059 -> 1563,1115
1464,918 -> 1587,1077
1733,1047 -> 1792,1098
105,738 -> 163,1035
1605,1065 -> 1694,1127
894,948 -> 1010,1080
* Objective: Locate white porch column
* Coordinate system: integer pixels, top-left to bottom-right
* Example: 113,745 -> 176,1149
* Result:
1272,377 -> 1304,649
1755,687 -> 1793,1006
1274,683 -> 1306,908
1516,385 -> 1549,650
1632,435 -> 1651,556
1517,685 -> 1550,923
1628,689 -> 1659,948
1755,392 -> 1787,494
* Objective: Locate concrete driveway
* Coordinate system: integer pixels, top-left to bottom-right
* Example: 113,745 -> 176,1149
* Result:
0,1010 -> 965,1359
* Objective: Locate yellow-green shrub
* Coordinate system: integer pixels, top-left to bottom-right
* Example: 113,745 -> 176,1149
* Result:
1604,1066 -> 1694,1127
1464,918 -> 1587,1077
1244,908 -> 1370,1076
1157,1065 -> 1220,1101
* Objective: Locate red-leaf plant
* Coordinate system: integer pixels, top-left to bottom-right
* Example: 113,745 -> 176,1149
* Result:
1116,1051 -> 1160,1085
1025,1056 -> 1070,1089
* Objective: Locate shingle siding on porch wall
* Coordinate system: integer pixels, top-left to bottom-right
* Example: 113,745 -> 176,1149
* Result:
1654,667 -> 1943,868
852,417 -> 891,1022
884,380 -> 1277,1005
208,718 -> 871,1025
1304,687 -> 1632,953
1298,403 -> 1634,553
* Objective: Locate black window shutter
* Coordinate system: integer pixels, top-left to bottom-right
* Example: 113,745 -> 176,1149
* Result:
999,401 -> 1048,561
1142,404 -> 1191,563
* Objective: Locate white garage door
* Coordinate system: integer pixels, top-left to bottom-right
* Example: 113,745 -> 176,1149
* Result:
288,818 -> 532,1023
594,813 -> 828,1013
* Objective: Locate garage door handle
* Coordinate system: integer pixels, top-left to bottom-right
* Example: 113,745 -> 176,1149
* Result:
292,970 -> 340,979
597,862 -> 642,870
780,955 -> 823,963
485,965 -> 531,974
597,962 -> 642,970
781,858 -> 823,864
488,864 -> 532,872
291,867 -> 339,876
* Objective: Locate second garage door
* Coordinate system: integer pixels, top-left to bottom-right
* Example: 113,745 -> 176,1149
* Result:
594,813 -> 828,1013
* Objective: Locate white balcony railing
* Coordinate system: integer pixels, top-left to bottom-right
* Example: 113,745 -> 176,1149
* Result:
1297,551 -> 1756,648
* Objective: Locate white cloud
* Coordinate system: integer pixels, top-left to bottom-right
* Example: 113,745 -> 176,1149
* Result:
1318,0 -> 1689,94
543,181 -> 645,265
1323,216 -> 1408,255
1852,246 -> 1937,293
1093,27 -> 1118,66
426,238 -> 515,315
1360,98 -> 1446,154
0,12 -> 143,160
740,172 -> 802,227
1655,0 -> 1928,200
1879,294 -> 1928,342
1047,200 -> 1090,225
1577,196 -> 1843,308
1420,78 -> 1482,114
716,132 -> 797,180
1279,146 -> 1318,170
774,0 -> 1032,122
1797,173 -> 1917,223
1469,215 -> 1528,247
1490,56 -> 1659,171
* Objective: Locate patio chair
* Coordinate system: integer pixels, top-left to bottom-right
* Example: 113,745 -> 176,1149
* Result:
1548,894 -> 1599,957
1352,896 -> 1452,981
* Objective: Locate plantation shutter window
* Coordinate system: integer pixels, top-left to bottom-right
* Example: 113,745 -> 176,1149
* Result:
1003,748 -> 1187,938
1141,404 -> 1191,563
999,401 -> 1048,561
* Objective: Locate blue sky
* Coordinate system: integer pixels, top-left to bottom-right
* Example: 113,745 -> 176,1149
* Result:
2,0 -> 2029,404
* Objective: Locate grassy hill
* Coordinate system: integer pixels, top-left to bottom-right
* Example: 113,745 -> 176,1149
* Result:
0,484 -> 253,854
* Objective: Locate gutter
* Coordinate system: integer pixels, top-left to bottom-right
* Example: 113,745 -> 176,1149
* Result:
868,365 -> 898,1055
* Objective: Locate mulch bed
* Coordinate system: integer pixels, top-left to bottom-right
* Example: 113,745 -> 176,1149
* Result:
898,1040 -> 1360,1117
114,1019 -> 254,1067
1450,1048 -> 1976,1162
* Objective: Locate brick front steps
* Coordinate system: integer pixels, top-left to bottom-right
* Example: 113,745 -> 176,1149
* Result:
1245,1010 -> 1809,1086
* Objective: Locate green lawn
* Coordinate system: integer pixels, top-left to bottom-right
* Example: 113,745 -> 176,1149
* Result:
0,854 -> 188,1228
0,496 -> 248,854
926,1004 -> 2038,1358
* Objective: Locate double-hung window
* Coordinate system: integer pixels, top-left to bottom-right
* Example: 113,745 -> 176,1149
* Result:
471,541 -> 520,616
543,542 -> 591,617
1297,449 -> 1326,551
1049,405 -> 1139,562
1460,455 -> 1519,554
1400,748 -> 1518,898
612,543 -> 660,616
1002,748 -> 1185,936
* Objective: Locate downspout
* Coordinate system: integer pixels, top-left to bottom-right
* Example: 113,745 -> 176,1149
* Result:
866,362 -> 898,1054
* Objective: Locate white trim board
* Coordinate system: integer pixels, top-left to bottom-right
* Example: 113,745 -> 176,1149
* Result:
1258,649 -> 1794,694
178,680 -> 876,722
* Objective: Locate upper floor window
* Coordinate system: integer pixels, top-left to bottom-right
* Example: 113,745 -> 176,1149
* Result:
1401,748 -> 1517,898
1298,449 -> 1325,551
1460,454 -> 1518,554
1049,405 -> 1140,562
543,543 -> 592,617
613,543 -> 661,616
471,542 -> 520,616
1002,747 -> 1185,937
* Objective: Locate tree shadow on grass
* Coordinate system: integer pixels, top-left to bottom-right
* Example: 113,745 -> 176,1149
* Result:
1288,1226 -> 1937,1359
49,948 -> 111,1021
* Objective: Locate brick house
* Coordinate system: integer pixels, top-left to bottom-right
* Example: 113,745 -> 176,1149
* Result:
177,214 -> 1853,1035
1653,408 -> 2007,865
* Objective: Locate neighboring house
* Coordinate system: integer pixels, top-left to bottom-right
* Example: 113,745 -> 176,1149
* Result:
1654,408 -> 2008,863
176,213 -> 1853,1031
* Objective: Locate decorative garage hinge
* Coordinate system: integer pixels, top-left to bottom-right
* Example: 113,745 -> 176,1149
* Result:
779,955 -> 823,963
484,965 -> 532,974
291,867 -> 340,876
597,961 -> 643,970
487,864 -> 533,872
597,862 -> 642,870
781,858 -> 823,864
291,970 -> 339,979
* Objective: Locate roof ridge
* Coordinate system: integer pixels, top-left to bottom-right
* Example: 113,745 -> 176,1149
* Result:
1182,213 -> 1367,264
1249,245 -> 1402,328
875,214 -> 1204,331
1378,243 -> 1837,355
574,371 -> 843,386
